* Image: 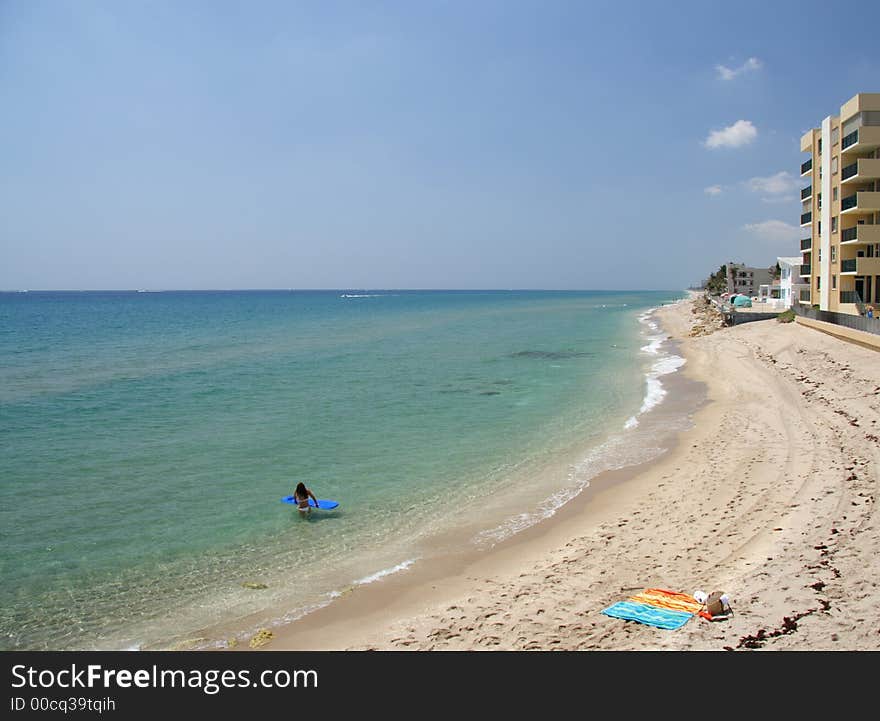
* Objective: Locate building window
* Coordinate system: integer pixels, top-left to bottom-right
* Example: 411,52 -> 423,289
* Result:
832,127 -> 839,144
832,156 -> 838,174
818,248 -> 822,262
832,275 -> 837,290
833,187 -> 838,202
817,277 -> 821,290
832,216 -> 838,233
831,245 -> 837,263
818,139 -> 823,154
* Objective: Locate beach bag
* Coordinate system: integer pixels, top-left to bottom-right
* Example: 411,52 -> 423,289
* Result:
705,591 -> 729,616
694,589 -> 732,620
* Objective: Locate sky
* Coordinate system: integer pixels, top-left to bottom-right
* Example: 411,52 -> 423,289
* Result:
1,0 -> 879,290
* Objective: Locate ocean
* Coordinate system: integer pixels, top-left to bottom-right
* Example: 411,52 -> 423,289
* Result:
0,289 -> 686,650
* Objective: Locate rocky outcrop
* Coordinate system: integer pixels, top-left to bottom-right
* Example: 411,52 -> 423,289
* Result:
689,295 -> 726,337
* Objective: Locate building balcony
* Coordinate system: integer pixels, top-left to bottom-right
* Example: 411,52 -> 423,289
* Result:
840,257 -> 880,276
841,126 -> 880,155
800,211 -> 812,226
800,129 -> 815,153
840,225 -> 880,244
801,185 -> 812,200
800,237 -> 812,251
800,158 -> 813,175
841,158 -> 880,184
840,191 -> 880,215
799,264 -> 811,277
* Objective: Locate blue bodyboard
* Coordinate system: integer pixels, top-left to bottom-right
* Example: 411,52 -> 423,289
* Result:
281,496 -> 339,510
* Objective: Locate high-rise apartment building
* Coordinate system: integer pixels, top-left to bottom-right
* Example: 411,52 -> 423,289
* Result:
799,93 -> 880,314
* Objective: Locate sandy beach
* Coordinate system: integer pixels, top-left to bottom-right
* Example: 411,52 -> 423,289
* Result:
261,296 -> 879,651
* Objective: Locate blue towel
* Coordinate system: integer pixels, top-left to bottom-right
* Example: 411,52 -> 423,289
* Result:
601,600 -> 693,630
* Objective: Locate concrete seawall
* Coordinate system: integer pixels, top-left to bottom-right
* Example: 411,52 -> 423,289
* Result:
795,316 -> 880,351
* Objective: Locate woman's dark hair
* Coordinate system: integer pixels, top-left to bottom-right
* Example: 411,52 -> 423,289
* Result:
295,482 -> 307,497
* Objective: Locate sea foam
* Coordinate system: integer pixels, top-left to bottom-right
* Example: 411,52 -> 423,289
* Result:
625,309 -> 686,429
353,559 -> 416,586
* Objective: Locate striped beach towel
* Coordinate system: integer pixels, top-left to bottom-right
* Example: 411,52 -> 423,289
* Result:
629,588 -> 703,614
601,588 -> 700,630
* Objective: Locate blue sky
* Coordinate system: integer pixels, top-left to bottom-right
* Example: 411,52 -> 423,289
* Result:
2,0 -> 878,290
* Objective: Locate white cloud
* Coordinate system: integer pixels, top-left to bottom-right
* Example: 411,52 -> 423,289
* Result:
745,171 -> 800,196
742,220 -> 801,243
704,185 -> 723,195
704,120 -> 757,149
716,57 -> 762,80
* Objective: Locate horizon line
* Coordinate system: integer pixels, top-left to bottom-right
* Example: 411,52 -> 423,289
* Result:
1,287 -> 687,293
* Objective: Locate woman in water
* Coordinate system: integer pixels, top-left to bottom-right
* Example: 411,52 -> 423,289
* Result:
293,482 -> 319,514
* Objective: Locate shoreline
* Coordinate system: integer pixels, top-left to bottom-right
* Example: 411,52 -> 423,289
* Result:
252,294 -> 879,650
5,290 -> 690,652
165,295 -> 698,652
226,296 -> 704,650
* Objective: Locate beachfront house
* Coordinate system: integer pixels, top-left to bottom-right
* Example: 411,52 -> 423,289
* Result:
726,262 -> 773,299
778,256 -> 807,308
799,92 -> 880,315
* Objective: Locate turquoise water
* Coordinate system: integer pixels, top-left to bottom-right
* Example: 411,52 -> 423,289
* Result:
0,290 -> 683,650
